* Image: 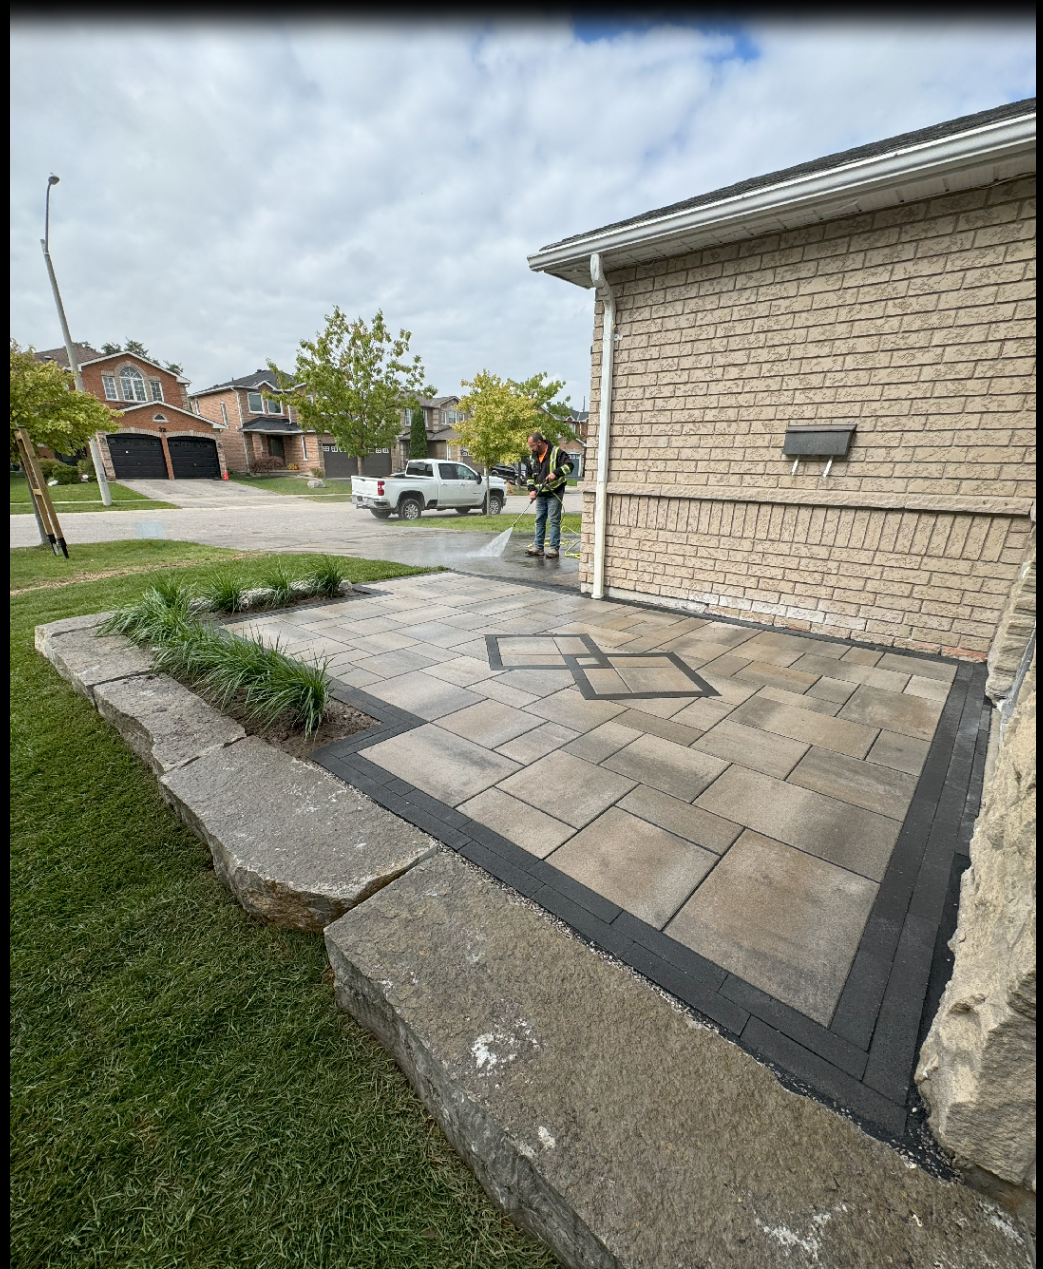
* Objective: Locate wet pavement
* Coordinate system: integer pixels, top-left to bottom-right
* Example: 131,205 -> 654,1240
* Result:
10,486 -> 581,589
229,571 -> 987,1142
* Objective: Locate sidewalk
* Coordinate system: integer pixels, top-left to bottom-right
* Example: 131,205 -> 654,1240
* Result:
229,569 -> 988,1145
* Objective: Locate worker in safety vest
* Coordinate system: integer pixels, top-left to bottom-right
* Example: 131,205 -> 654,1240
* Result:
525,431 -> 573,558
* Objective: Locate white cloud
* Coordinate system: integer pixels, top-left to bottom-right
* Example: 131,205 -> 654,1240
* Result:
9,18 -> 1035,405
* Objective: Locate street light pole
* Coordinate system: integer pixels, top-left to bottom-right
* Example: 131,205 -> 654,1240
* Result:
40,174 -> 112,505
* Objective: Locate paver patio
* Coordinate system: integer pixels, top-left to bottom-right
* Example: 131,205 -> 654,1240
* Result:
228,570 -> 989,1143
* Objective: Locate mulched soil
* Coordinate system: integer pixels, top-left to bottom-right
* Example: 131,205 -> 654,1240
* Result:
195,688 -> 376,760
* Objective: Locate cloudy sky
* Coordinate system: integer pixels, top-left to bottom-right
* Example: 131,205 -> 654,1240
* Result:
9,17 -> 1035,407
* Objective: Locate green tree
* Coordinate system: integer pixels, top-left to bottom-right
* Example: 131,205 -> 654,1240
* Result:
267,308 -> 434,460
100,341 -> 122,354
10,339 -> 120,460
408,408 -> 428,460
455,371 -> 573,507
123,339 -> 150,358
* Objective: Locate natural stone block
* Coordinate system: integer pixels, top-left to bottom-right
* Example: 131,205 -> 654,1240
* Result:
916,655 -> 1036,1218
93,673 -> 245,775
160,738 -> 435,931
325,851 -> 1032,1269
36,622 -> 154,699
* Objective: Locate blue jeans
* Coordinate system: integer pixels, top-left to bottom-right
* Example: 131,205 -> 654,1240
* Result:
533,492 -> 562,550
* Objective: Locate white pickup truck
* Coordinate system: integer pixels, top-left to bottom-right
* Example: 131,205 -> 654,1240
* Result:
352,460 -> 509,520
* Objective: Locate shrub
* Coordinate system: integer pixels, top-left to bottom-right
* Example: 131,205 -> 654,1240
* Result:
35,459 -> 60,479
303,554 -> 348,599
259,561 -> 296,608
101,582 -> 194,644
203,570 -> 250,613
310,467 -> 324,479
51,463 -> 81,485
77,458 -> 98,482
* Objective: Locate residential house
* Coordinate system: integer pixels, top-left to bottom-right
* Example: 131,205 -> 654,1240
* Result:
190,369 -> 328,475
34,343 -> 228,480
528,98 -> 1035,660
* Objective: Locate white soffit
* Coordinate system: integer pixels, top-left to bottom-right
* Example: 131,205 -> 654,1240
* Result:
528,112 -> 1036,288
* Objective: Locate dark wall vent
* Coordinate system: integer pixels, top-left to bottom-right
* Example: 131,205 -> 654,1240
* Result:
782,425 -> 856,457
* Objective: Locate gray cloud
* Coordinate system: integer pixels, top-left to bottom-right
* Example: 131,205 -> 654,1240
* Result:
10,18 -> 1035,405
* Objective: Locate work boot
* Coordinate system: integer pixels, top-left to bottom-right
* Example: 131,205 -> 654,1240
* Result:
526,545 -> 544,556
544,547 -> 559,558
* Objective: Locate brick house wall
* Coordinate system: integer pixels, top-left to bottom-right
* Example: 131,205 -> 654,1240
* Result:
583,174 -> 1035,658
96,413 -> 229,481
81,355 -> 191,412
193,385 -> 316,473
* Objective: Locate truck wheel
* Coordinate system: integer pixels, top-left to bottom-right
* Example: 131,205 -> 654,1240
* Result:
488,494 -> 504,515
398,497 -> 422,521
369,508 -> 392,519
454,507 -> 472,516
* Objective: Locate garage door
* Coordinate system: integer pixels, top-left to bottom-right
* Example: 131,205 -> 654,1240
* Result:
107,433 -> 167,479
323,450 -> 358,478
168,437 -> 220,479
360,452 -> 393,476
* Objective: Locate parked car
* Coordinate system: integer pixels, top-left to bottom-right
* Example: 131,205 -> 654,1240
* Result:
489,463 -> 523,483
351,460 -> 509,520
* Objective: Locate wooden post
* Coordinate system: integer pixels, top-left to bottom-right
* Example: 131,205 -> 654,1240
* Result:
16,428 -> 69,557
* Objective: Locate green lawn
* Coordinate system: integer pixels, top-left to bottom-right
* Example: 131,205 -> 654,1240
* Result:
229,473 -> 356,501
10,472 -> 177,515
11,541 -> 557,1269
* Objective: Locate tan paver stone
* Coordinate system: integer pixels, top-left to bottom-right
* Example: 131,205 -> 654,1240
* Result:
619,785 -> 742,854
610,708 -> 705,748
679,647 -> 753,674
450,638 -> 492,660
553,622 -> 643,647
876,652 -> 957,682
752,684 -> 844,717
687,671 -> 759,706
731,696 -> 878,759
500,637 -> 559,655
665,830 -> 877,1025
501,652 -> 568,667
389,604 -> 460,625
603,734 -> 729,802
350,630 -> 422,654
789,747 -> 919,819
361,724 -> 520,806
399,622 -> 482,648
582,667 -> 630,694
693,719 -> 809,779
525,686 -> 627,732
422,656 -> 500,687
496,722 -> 580,764
904,675 -> 952,702
492,669 -> 576,699
612,662 -> 701,694
673,621 -> 759,650
669,696 -> 737,730
867,729 -> 932,776
458,788 -> 574,858
616,695 -> 693,719
547,808 -> 716,928
694,765 -> 900,882
840,647 -> 883,666
805,676 -> 858,705
472,678 -> 540,708
789,653 -> 911,693
839,684 -> 945,741
329,614 -> 401,636
363,671 -> 484,721
333,667 -> 385,688
352,648 -> 444,678
498,751 -> 636,829
438,699 -> 543,749
564,720 -> 643,762
553,636 -> 591,654
734,660 -> 821,692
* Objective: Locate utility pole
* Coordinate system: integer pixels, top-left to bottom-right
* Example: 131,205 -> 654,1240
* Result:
40,174 -> 112,506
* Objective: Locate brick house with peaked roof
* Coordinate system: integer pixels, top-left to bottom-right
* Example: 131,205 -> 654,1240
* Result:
190,369 -> 331,475
34,344 -> 228,480
528,98 -> 1036,659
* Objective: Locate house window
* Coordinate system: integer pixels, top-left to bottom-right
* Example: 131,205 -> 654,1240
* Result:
153,413 -> 167,422
220,402 -> 228,425
266,397 -> 283,415
119,366 -> 147,402
322,443 -> 339,453
101,374 -> 119,400
247,391 -> 264,414
149,379 -> 164,401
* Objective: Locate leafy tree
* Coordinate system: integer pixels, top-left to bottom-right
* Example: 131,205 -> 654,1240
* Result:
101,341 -> 122,354
409,408 -> 428,460
267,308 -> 434,459
455,371 -> 573,507
10,339 -> 120,460
165,362 -> 184,376
123,339 -> 150,358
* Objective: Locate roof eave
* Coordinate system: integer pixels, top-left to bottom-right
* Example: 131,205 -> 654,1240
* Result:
528,112 -> 1036,288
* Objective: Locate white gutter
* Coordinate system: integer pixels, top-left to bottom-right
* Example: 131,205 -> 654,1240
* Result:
530,111 -> 1035,284
590,252 -> 616,600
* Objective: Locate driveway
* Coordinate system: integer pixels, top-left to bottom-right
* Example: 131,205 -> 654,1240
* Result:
11,481 -> 581,589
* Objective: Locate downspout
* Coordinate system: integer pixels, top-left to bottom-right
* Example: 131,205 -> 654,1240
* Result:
590,252 -> 616,600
